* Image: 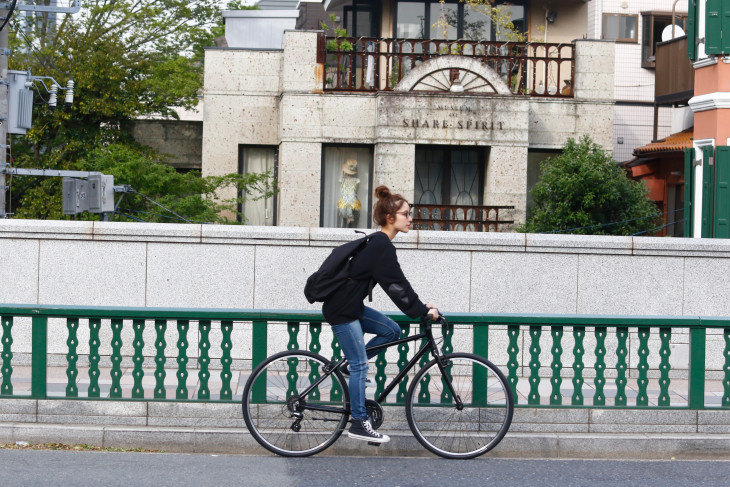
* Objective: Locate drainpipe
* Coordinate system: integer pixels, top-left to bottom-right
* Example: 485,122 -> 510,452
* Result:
672,0 -> 680,38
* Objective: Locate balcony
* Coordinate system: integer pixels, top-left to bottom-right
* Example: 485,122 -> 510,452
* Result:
320,35 -> 574,97
412,204 -> 514,232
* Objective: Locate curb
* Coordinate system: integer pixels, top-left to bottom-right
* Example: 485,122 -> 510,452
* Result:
4,423 -> 730,459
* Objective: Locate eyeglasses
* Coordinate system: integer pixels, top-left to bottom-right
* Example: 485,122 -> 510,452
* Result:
395,210 -> 413,218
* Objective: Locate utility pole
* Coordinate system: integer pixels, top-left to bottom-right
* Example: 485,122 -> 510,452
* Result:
0,4 -> 7,218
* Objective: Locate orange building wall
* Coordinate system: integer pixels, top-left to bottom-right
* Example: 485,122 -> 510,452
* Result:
694,109 -> 730,143
694,62 -> 730,96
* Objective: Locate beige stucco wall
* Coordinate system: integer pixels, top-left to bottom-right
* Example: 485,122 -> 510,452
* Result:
202,31 -> 615,228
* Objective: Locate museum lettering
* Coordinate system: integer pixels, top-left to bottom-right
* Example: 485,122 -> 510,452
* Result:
402,119 -> 503,130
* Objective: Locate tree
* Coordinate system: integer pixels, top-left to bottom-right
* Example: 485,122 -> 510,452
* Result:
520,136 -> 661,236
6,0 -> 274,222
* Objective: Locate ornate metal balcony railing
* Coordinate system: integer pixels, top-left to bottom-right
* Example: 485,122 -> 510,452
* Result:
320,35 -> 574,97
2,305 -> 730,409
412,204 -> 514,231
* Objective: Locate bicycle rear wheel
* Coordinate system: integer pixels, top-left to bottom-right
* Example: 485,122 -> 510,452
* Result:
406,352 -> 513,459
242,350 -> 349,457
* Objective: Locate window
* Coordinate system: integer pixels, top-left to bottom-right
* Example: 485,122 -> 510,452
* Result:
394,1 -> 526,41
239,146 -> 277,225
321,146 -> 373,229
344,0 -> 379,37
642,12 -> 687,68
414,146 -> 487,231
602,13 -> 638,43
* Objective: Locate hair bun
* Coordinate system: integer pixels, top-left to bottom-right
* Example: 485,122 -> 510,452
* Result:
375,185 -> 391,200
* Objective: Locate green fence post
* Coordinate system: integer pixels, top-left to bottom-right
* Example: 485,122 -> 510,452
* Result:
251,320 -> 268,403
31,315 -> 48,399
689,325 -> 706,409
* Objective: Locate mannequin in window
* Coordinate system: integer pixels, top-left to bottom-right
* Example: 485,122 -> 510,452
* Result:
337,158 -> 361,228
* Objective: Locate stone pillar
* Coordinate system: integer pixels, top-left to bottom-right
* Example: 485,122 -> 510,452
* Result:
277,141 -> 322,227
485,145 -> 529,227
573,39 -> 615,101
282,30 -> 323,94
373,143 -> 416,204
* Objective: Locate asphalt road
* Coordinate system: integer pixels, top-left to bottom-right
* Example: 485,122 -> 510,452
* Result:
2,450 -> 730,487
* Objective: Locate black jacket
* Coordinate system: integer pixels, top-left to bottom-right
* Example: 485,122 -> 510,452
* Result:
322,231 -> 429,325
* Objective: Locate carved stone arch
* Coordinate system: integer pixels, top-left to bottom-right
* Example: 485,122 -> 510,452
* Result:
393,55 -> 512,95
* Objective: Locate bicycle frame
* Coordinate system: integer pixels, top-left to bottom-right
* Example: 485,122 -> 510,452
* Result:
296,318 -> 463,415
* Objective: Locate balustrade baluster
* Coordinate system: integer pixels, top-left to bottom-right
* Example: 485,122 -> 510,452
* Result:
572,327 -> 585,405
88,318 -> 101,398
286,322 -> 300,398
396,323 -> 411,404
658,327 -> 672,406
65,318 -> 79,397
594,326 -> 606,405
528,325 -> 542,405
309,322 -> 321,401
154,319 -> 167,399
636,329 -> 650,406
219,321 -> 233,400
176,320 -> 189,400
506,325 -> 520,403
615,327 -> 629,406
1,316 -> 13,396
550,326 -> 563,405
110,319 -> 123,398
330,331 -> 342,402
417,322 -> 431,403
132,319 -> 145,399
198,320 -> 211,400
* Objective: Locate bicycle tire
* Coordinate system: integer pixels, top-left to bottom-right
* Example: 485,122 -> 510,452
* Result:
242,350 -> 350,457
405,352 -> 514,459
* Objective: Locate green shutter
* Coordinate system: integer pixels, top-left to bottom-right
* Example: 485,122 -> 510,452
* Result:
723,0 -> 730,53
687,0 -> 698,59
685,148 -> 695,237
714,147 -> 730,238
702,145 -> 716,238
707,0 -> 723,54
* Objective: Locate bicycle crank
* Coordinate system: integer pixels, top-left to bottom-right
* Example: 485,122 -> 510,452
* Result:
365,399 -> 384,430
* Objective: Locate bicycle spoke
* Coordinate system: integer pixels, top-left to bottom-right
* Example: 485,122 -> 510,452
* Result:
243,351 -> 349,457
406,353 -> 513,459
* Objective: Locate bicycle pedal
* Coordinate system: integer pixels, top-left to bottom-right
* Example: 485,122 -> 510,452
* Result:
367,441 -> 382,447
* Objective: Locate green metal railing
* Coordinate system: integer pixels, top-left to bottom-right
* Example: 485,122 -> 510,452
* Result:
1,304 -> 730,409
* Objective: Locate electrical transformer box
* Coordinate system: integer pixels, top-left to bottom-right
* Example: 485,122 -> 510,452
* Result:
62,175 -> 115,215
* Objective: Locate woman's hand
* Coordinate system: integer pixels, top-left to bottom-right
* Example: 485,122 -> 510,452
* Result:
426,305 -> 440,321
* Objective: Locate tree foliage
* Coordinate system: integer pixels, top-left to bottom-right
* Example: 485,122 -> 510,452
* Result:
520,136 -> 661,236
6,0 -> 274,222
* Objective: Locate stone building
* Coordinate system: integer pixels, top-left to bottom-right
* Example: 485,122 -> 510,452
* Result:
202,1 -> 615,229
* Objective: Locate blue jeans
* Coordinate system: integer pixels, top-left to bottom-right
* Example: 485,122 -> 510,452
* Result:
331,307 -> 401,420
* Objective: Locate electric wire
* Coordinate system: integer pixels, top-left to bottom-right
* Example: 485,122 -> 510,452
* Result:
127,188 -> 193,223
547,208 -> 682,234
0,0 -> 18,33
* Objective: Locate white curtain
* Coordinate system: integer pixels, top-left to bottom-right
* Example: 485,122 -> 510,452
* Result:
322,146 -> 371,228
241,147 -> 275,226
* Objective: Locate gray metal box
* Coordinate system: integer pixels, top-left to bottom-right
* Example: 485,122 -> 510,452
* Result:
62,178 -> 89,215
87,174 -> 115,213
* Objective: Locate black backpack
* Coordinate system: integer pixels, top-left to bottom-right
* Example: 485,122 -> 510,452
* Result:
304,231 -> 376,304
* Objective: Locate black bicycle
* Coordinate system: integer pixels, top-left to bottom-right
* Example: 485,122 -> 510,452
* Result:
242,315 -> 514,459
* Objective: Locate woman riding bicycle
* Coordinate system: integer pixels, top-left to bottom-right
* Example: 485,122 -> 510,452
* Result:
322,185 -> 440,444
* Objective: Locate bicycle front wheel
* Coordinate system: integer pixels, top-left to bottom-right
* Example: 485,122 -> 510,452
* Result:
242,350 -> 350,457
406,352 -> 514,459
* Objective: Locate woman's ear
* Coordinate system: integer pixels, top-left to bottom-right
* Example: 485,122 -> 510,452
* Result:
385,214 -> 395,225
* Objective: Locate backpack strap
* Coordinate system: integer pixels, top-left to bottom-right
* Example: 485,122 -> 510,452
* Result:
354,230 -> 377,302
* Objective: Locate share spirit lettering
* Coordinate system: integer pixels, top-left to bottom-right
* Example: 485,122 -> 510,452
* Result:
402,119 -> 503,130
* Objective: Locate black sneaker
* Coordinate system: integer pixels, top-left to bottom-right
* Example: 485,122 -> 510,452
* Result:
348,418 -> 390,443
340,364 -> 374,388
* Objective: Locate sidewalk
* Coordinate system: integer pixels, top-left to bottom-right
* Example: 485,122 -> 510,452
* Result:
2,367 -> 730,459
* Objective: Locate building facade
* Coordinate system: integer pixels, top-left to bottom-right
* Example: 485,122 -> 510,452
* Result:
202,1 -> 615,229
